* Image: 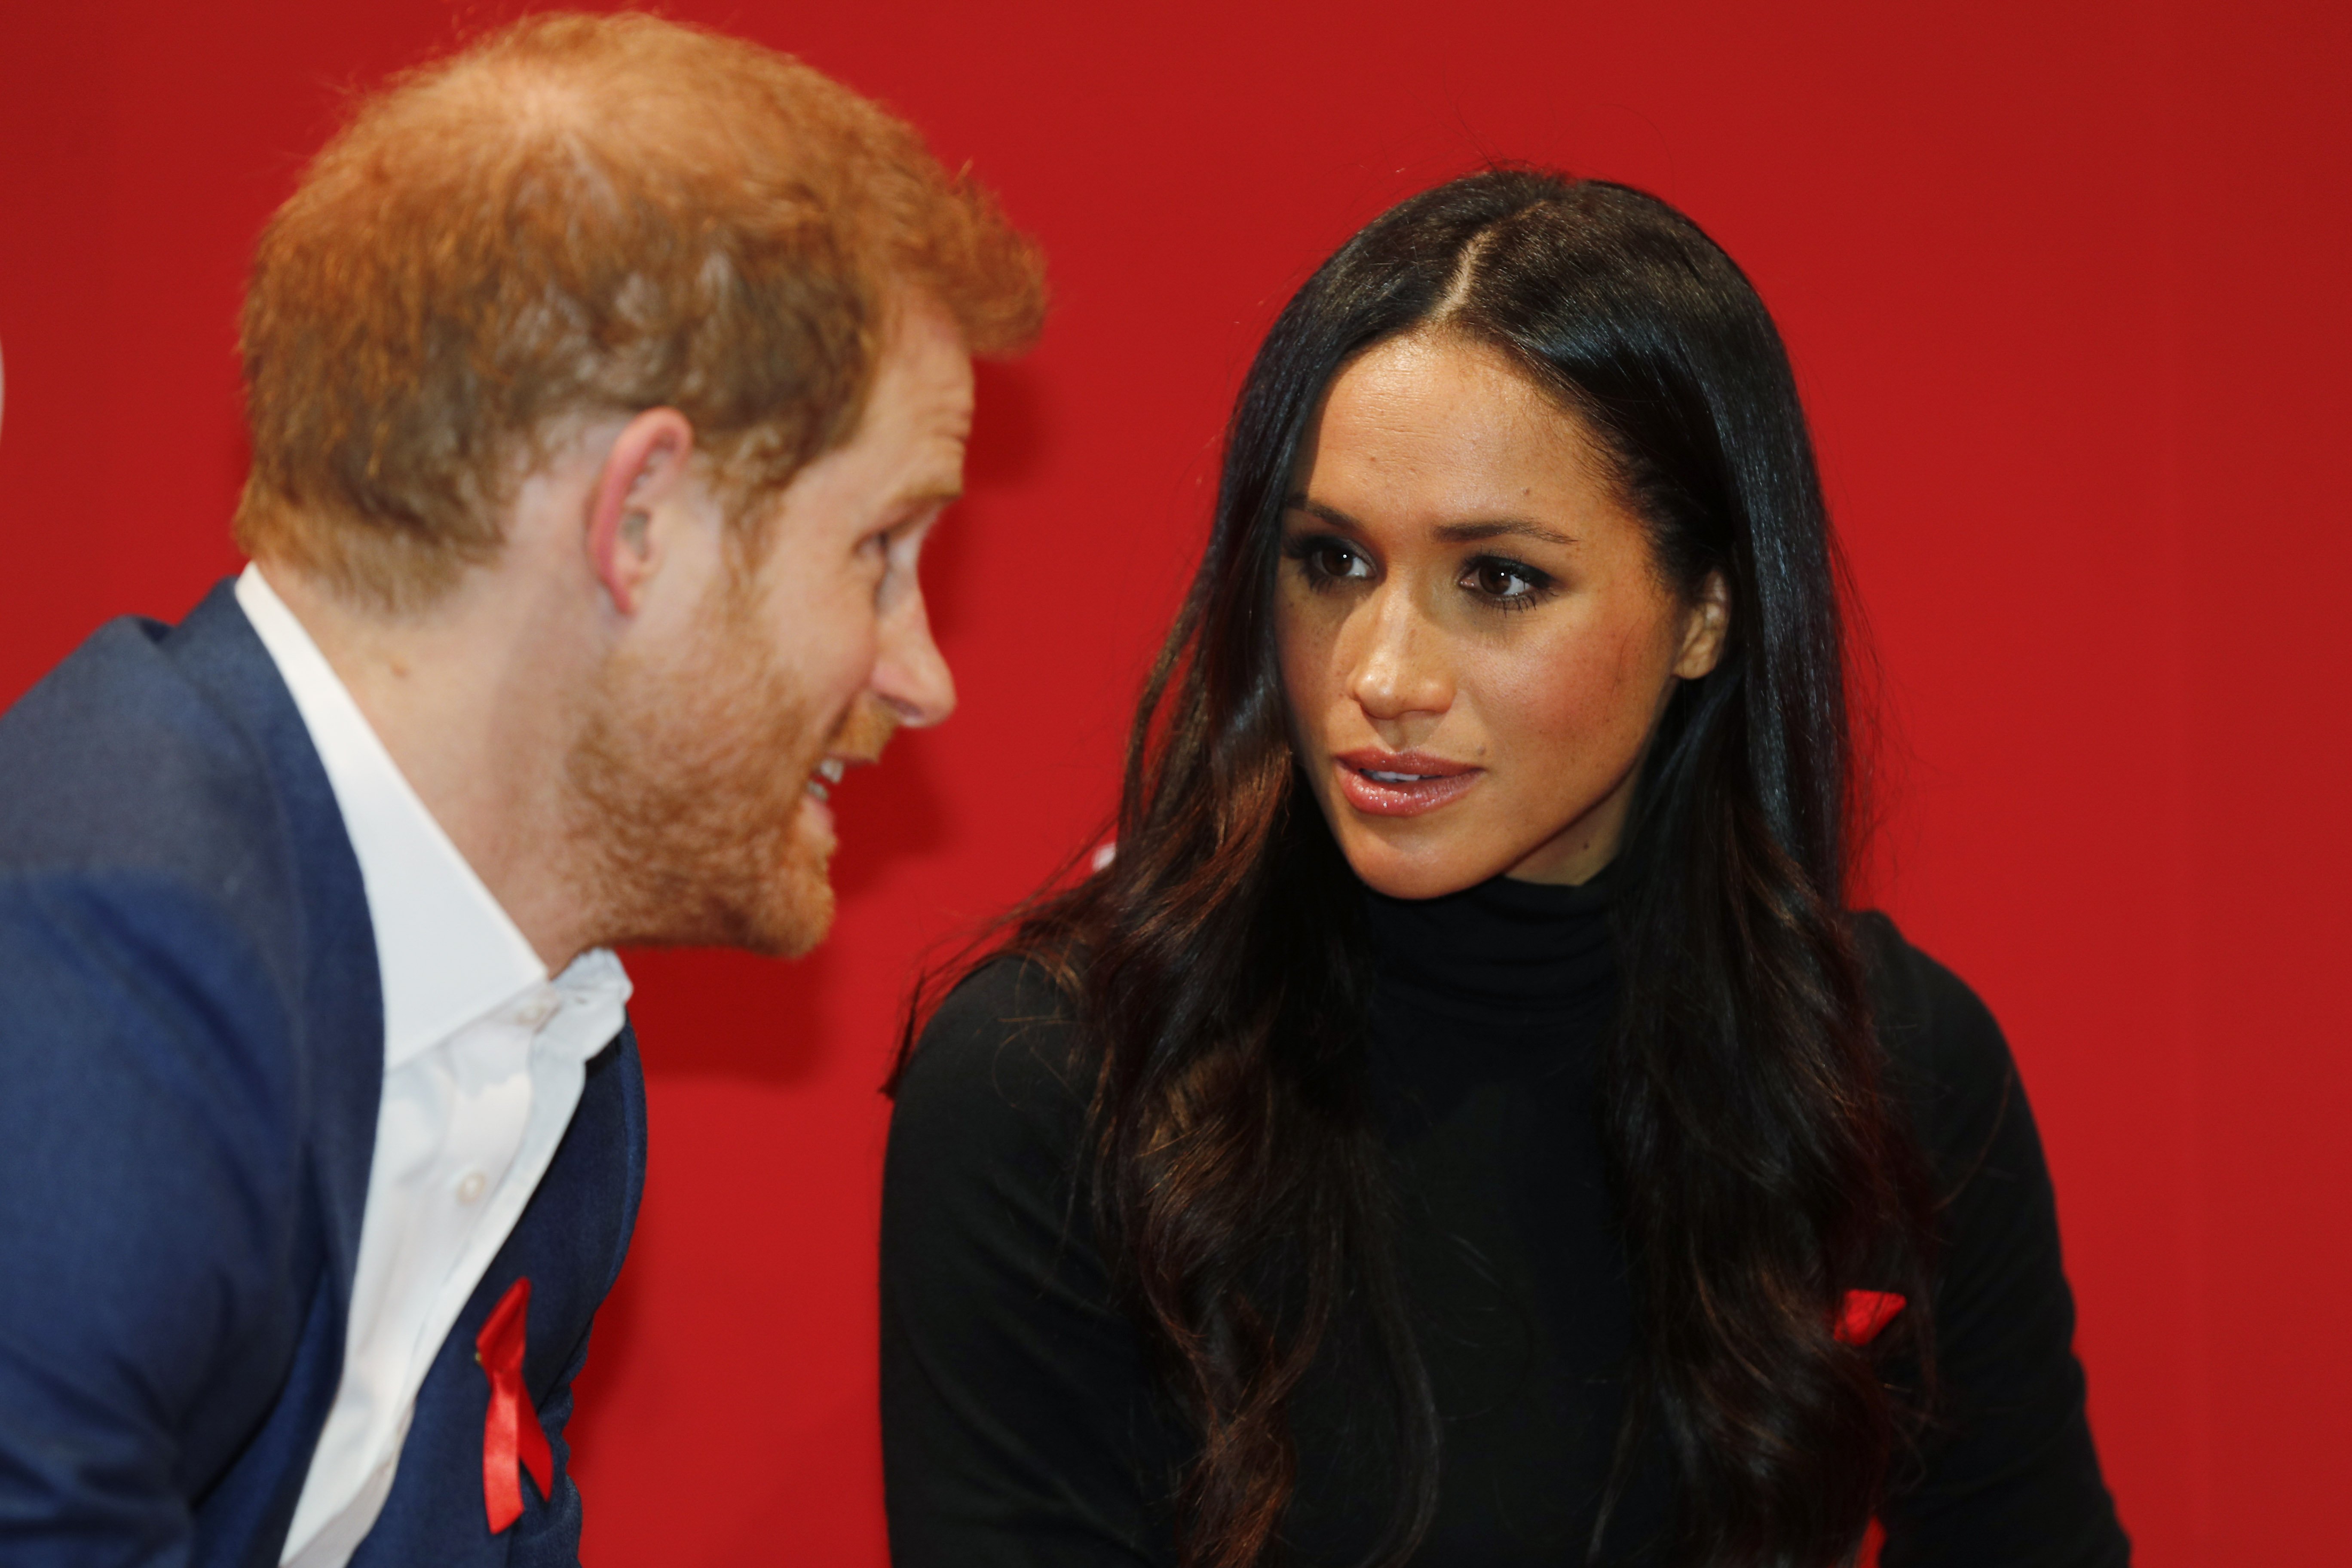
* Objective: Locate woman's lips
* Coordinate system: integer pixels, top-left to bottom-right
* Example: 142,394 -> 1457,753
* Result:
1332,749 -> 1482,817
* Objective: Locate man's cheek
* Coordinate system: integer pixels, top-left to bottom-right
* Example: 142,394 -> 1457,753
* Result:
835,634 -> 882,714
764,593 -> 868,698
808,639 -> 883,746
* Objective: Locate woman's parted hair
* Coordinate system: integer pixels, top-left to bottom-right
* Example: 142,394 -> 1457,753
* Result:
915,169 -> 1937,1568
234,10 -> 1044,609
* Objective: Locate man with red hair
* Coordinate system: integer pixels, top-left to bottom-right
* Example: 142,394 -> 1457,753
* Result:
0,13 -> 1041,1566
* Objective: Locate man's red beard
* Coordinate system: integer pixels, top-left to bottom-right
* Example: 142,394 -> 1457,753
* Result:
564,584 -> 843,959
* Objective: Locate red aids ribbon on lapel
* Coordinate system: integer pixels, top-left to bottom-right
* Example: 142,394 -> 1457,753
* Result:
476,1277 -> 554,1534
1835,1289 -> 1906,1348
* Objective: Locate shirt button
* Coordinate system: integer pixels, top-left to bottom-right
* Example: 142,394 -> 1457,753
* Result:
456,1171 -> 487,1204
518,997 -> 556,1028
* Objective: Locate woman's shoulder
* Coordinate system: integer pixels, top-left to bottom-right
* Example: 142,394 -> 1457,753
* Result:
891,951 -> 1093,1162
1849,910 -> 2027,1173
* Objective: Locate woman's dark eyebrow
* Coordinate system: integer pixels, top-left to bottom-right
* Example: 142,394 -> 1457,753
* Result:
1434,519 -> 1577,547
1285,495 -> 1360,530
1285,496 -> 1574,548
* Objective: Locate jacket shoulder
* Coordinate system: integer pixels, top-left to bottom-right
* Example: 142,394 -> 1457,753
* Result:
1852,910 -> 2027,1184
889,954 -> 1096,1233
900,954 -> 1089,1123
0,615 -> 295,902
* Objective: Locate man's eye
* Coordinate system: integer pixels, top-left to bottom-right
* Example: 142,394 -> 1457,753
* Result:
1463,558 -> 1551,606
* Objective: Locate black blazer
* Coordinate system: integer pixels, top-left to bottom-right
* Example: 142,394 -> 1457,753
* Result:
0,580 -> 648,1567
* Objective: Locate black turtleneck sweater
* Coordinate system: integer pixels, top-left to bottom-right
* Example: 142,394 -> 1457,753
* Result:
881,876 -> 2128,1566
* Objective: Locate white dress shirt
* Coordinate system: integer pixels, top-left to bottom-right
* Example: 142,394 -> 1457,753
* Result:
234,566 -> 632,1568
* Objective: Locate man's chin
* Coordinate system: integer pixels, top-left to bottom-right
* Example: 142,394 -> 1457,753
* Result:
744,832 -> 837,959
763,879 -> 835,960
796,786 -> 839,853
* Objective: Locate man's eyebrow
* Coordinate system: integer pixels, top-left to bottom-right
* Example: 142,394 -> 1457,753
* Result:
895,483 -> 965,513
1283,494 -> 1574,548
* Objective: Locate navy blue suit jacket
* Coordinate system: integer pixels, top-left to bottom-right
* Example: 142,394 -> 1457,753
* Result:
0,581 -> 648,1567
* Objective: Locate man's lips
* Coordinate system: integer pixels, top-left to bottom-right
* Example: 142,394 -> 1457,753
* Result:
1331,748 -> 1483,817
809,752 -> 884,808
803,755 -> 848,804
805,702 -> 898,807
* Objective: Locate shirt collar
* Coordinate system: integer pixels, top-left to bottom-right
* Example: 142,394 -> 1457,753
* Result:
235,564 -> 624,1067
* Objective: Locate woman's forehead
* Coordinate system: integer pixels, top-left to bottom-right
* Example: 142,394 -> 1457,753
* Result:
1298,336 -> 1618,532
1321,332 -> 1589,448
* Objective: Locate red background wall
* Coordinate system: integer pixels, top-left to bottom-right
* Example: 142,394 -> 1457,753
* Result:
3,2 -> 2344,1562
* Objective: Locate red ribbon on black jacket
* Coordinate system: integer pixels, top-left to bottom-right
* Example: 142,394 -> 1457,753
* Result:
1835,1289 -> 1906,1348
476,1277 -> 555,1534
1834,1289 -> 1907,1568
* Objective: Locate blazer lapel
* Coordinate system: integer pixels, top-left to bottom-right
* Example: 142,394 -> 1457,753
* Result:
165,579 -> 383,1330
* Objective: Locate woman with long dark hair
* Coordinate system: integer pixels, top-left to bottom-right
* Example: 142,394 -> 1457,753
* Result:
881,171 -> 2128,1567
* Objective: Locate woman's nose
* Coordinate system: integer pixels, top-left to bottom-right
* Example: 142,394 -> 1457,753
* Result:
1343,586 -> 1452,723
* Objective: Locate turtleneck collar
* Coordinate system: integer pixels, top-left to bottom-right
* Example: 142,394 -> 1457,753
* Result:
1362,864 -> 1617,1023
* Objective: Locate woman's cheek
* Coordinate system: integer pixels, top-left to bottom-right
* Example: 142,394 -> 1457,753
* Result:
1484,631 -> 1622,755
1275,602 -> 1341,745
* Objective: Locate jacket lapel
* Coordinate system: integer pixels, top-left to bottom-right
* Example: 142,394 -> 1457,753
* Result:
165,580 -> 383,1353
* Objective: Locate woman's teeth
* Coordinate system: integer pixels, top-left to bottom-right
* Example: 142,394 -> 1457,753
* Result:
1365,769 -> 1436,783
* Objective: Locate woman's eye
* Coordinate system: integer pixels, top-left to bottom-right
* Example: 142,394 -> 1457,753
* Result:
1463,558 -> 1551,605
1290,537 -> 1372,585
1322,544 -> 1369,579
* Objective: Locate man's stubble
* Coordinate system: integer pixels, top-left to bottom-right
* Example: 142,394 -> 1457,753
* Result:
564,578 -> 849,960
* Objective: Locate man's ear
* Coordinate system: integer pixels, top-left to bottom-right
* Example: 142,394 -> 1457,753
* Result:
586,408 -> 697,617
1674,570 -> 1732,680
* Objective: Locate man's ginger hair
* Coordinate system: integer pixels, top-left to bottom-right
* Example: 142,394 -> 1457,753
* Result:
233,11 -> 1044,609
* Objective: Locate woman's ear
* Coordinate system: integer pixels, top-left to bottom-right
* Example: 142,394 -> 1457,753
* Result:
585,408 -> 696,617
1675,571 -> 1731,679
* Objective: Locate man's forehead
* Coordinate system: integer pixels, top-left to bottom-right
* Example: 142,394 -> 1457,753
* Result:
885,283 -> 972,367
893,361 -> 972,478
888,310 -> 975,431
872,304 -> 974,480
734,294 -> 973,527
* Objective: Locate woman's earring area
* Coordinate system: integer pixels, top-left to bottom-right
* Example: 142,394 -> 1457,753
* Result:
1674,572 -> 1731,680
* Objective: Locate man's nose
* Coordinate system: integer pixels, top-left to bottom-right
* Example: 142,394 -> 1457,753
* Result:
1344,585 -> 1451,723
871,583 -> 957,729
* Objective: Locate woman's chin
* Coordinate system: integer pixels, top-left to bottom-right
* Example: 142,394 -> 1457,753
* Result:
1337,836 -> 1508,902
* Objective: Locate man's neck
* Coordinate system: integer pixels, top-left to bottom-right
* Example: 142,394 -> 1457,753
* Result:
262,559 -> 601,971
